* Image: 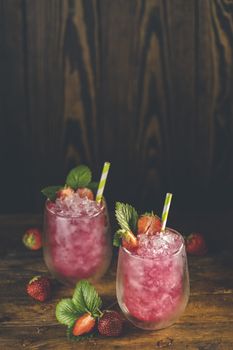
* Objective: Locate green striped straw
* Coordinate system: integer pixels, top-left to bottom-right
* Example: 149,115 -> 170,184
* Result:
96,162 -> 111,203
161,193 -> 173,231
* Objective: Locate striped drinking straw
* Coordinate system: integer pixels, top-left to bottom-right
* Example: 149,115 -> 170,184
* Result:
96,162 -> 111,203
161,193 -> 173,231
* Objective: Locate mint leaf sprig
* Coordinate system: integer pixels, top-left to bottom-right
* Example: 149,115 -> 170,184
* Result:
41,165 -> 99,201
56,280 -> 102,341
41,186 -> 63,201
115,202 -> 138,231
114,202 -> 138,247
66,165 -> 91,190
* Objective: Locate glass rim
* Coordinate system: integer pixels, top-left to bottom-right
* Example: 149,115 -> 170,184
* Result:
120,228 -> 185,260
45,198 -> 106,219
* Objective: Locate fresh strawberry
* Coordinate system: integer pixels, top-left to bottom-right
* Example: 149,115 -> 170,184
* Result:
22,228 -> 42,250
98,310 -> 123,337
72,313 -> 96,336
56,186 -> 74,199
77,187 -> 94,200
122,231 -> 138,251
137,213 -> 161,235
185,233 -> 207,256
26,276 -> 51,302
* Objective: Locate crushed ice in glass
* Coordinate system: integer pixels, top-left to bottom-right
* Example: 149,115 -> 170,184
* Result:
51,192 -> 101,217
136,231 -> 183,257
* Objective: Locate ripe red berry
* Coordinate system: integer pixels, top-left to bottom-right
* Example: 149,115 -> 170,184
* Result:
26,276 -> 51,302
185,233 -> 207,256
122,231 -> 138,252
56,186 -> 74,199
98,310 -> 123,337
77,188 -> 94,200
22,228 -> 42,250
72,313 -> 95,336
137,214 -> 161,235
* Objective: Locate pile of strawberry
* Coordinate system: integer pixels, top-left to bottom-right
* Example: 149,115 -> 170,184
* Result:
26,277 -> 123,339
114,202 -> 208,256
56,280 -> 123,339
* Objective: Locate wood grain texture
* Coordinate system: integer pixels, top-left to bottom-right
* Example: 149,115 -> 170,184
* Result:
0,215 -> 233,349
0,0 -> 233,214
0,0 -> 31,212
23,0 -> 68,208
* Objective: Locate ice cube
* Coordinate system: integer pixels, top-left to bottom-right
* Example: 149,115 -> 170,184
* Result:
54,192 -> 101,217
137,231 -> 182,258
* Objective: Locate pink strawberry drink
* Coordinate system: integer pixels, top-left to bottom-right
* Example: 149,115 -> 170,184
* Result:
116,229 -> 189,330
43,193 -> 112,285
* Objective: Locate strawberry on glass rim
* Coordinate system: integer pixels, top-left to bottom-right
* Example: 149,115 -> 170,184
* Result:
77,187 -> 94,200
57,186 -> 74,199
137,212 -> 161,235
114,202 -> 161,252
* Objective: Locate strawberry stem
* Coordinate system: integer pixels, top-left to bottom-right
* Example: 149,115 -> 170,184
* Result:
97,308 -> 103,318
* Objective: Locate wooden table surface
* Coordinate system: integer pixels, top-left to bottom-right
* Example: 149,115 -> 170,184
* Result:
0,214 -> 233,350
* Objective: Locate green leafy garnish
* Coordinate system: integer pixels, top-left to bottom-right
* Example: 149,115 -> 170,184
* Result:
41,186 -> 62,201
55,299 -> 80,326
55,280 -> 102,341
115,202 -> 138,232
72,280 -> 102,316
87,181 -> 99,192
113,229 -> 128,247
66,165 -> 92,190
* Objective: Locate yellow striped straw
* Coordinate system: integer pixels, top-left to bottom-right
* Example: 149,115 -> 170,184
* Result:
161,193 -> 173,231
96,162 -> 111,203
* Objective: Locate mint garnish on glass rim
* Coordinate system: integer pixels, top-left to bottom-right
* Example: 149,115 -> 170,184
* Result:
66,165 -> 92,190
41,165 -> 99,201
114,202 -> 138,247
41,186 -> 63,201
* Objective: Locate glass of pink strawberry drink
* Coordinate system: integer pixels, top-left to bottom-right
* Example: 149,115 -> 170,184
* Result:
42,164 -> 112,286
115,201 -> 189,330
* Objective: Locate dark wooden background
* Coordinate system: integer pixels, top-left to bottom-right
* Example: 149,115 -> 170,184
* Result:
0,0 -> 233,215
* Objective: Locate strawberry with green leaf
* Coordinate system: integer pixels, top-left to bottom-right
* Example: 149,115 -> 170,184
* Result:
56,280 -> 123,340
56,280 -> 102,340
41,165 -> 99,202
114,202 -> 138,251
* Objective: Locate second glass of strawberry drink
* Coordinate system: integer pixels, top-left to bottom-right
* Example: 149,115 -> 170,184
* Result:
42,162 -> 112,286
115,194 -> 190,330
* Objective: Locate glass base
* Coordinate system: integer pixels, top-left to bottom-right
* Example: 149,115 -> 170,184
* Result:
119,292 -> 189,330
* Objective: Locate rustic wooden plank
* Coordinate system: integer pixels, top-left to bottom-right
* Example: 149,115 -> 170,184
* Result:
0,0 -> 33,213
194,0 -> 233,209
23,0 -> 68,210
1,0 -> 233,215
97,0 -> 139,206
0,323 -> 232,350
1,292 -> 233,327
63,0 -> 101,173
98,0 -> 174,209
158,0 -> 198,209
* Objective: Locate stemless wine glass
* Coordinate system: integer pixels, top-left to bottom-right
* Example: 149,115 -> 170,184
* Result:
43,199 -> 112,286
116,228 -> 189,330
